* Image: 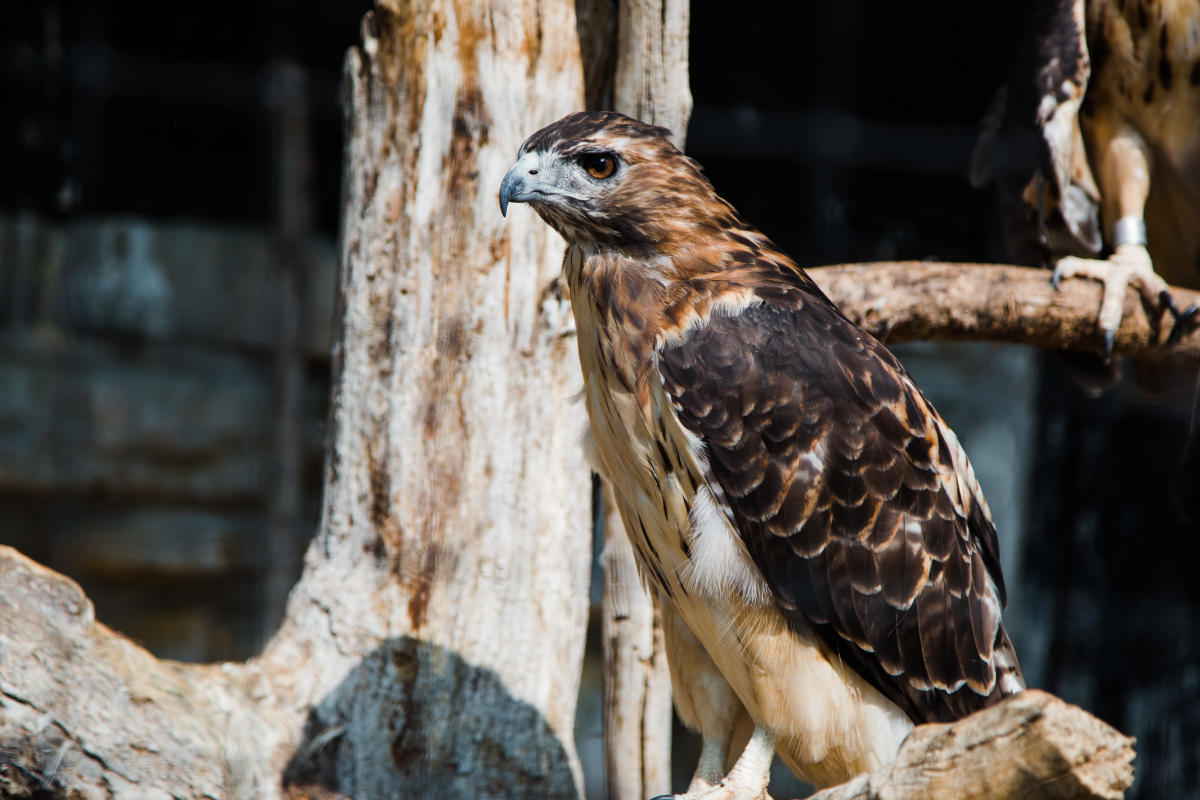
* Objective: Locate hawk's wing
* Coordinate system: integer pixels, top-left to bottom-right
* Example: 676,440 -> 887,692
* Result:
658,280 -> 1020,723
969,0 -> 1100,262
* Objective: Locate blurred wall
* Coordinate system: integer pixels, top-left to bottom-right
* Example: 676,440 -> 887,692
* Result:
1,0 -> 367,660
0,214 -> 335,660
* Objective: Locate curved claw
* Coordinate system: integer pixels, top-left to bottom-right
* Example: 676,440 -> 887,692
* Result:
1165,297 -> 1200,348
1052,247 -> 1177,356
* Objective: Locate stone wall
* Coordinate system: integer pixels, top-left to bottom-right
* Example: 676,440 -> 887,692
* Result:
0,213 -> 336,661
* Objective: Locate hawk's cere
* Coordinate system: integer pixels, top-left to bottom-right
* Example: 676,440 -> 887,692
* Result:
970,0 -> 1200,351
501,112 -> 1024,797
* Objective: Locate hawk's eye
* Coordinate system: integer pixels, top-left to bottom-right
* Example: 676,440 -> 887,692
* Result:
582,153 -> 617,180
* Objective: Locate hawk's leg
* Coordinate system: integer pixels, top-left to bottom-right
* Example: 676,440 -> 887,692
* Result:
659,603 -> 775,800
652,726 -> 776,800
1053,104 -> 1192,353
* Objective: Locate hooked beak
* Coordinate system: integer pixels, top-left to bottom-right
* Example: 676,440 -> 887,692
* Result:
499,151 -> 542,217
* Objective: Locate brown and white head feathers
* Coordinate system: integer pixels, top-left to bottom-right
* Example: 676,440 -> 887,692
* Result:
500,111 -> 745,253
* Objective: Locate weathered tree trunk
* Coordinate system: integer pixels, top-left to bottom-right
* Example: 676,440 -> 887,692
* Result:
0,2 -> 593,798
259,1 -> 593,795
599,2 -> 692,798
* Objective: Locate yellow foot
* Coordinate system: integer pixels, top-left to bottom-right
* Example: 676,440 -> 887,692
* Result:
1052,243 -> 1171,354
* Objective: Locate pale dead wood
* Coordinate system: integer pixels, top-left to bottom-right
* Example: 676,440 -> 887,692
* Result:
806,690 -> 1136,800
602,2 -> 694,798
599,484 -> 674,800
613,0 -> 693,138
0,2 -> 592,798
811,261 -> 1200,361
0,546 -> 282,799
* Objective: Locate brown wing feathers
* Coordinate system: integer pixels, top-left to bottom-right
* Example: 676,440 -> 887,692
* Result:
658,289 -> 1017,723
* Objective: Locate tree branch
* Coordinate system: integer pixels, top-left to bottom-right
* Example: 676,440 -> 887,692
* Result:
810,262 -> 1200,361
807,690 -> 1135,800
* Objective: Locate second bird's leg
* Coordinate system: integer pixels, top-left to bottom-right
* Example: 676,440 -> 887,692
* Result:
1051,106 -> 1190,352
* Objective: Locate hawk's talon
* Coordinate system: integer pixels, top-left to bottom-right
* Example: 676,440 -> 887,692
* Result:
1166,301 -> 1200,348
1052,245 -> 1171,355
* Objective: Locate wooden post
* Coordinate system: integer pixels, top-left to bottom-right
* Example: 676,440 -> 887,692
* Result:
599,1 -> 693,797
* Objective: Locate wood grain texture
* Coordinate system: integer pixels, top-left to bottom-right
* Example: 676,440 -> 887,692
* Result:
812,262 -> 1200,361
602,2 -> 692,798
806,689 -> 1135,800
0,3 -> 593,798
260,1 -> 593,795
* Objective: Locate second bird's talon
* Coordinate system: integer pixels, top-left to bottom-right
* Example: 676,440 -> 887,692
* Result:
1158,289 -> 1178,315
1165,302 -> 1200,347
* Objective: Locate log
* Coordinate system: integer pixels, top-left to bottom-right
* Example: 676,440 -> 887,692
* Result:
811,261 -> 1200,361
807,690 -> 1135,800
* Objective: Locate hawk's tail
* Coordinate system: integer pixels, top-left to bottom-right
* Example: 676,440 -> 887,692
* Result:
993,625 -> 1027,697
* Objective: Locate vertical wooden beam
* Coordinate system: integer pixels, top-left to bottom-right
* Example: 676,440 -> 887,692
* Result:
601,2 -> 692,796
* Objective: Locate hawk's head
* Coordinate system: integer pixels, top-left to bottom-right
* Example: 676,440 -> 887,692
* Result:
499,111 -> 735,250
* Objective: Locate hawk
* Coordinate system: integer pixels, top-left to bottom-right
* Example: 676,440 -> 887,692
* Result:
501,111 -> 1024,797
970,0 -> 1200,352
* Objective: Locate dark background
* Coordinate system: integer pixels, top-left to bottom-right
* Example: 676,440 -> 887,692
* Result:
2,1 -> 1196,797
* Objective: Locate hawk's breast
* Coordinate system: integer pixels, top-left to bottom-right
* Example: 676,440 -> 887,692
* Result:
565,248 -> 916,784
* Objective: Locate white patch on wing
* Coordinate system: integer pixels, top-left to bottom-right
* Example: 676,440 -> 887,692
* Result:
995,642 -> 1026,696
683,485 -> 772,607
984,574 -> 1003,635
657,290 -> 763,348
799,444 -> 825,476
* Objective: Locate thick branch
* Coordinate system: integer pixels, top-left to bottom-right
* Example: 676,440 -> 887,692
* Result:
0,546 -> 280,798
811,262 -> 1200,361
807,690 -> 1135,800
